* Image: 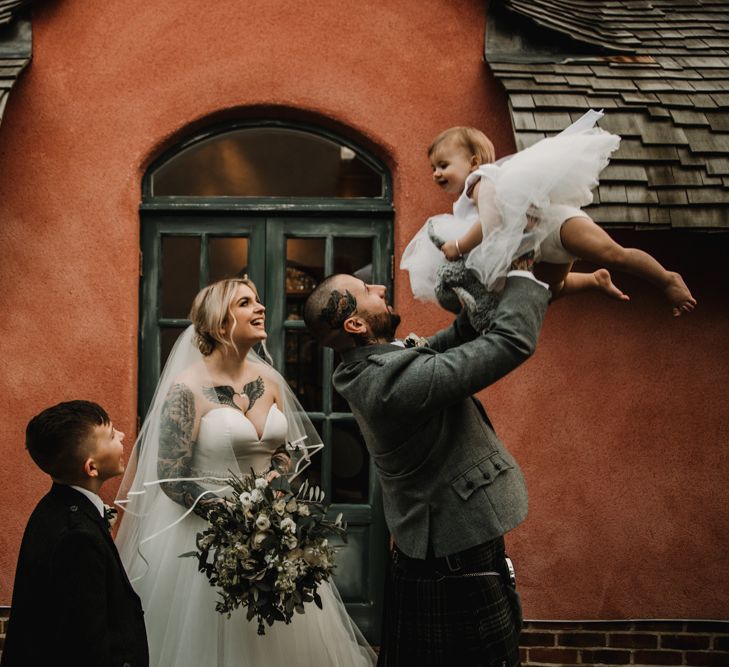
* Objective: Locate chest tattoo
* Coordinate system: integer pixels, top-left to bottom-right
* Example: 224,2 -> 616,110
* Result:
203,376 -> 265,413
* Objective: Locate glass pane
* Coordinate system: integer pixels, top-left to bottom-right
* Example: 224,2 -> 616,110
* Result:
285,329 -> 323,411
331,421 -> 370,504
208,236 -> 249,284
299,420 -> 324,493
331,237 -> 373,412
330,525 -> 367,600
151,127 -> 383,198
160,327 -> 187,369
333,237 -> 373,279
286,238 -> 324,320
332,349 -> 351,414
161,236 -> 200,318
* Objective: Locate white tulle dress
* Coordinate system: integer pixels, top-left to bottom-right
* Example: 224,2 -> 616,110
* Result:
401,109 -> 621,298
117,403 -> 375,667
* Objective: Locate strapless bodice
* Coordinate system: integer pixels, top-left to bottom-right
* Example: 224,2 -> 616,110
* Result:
192,404 -> 288,478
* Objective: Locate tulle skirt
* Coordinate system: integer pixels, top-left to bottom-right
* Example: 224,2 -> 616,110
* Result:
402,109 -> 620,296
400,214 -> 474,302
117,495 -> 376,667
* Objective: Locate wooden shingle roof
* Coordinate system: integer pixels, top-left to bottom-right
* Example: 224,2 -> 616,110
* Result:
486,0 -> 729,229
0,0 -> 31,128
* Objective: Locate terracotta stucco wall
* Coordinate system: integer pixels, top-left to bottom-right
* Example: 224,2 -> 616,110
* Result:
0,0 -> 727,619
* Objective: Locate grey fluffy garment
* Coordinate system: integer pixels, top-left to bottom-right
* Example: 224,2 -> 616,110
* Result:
428,219 -> 500,333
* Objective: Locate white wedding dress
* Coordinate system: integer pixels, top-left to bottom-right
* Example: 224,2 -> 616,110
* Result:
121,403 -> 376,666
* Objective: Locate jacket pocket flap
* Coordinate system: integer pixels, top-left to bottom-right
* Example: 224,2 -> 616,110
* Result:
451,453 -> 513,501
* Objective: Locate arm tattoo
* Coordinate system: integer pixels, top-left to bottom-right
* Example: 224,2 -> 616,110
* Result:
202,376 -> 265,413
319,289 -> 356,329
158,383 -> 213,517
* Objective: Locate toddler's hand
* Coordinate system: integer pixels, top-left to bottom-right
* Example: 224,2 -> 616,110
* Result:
441,240 -> 461,261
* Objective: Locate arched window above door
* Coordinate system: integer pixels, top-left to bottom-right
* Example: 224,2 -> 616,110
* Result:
148,124 -> 389,199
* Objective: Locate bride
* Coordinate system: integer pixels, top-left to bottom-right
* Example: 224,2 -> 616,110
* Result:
115,276 -> 376,666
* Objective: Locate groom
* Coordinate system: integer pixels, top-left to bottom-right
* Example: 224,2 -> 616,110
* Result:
304,269 -> 549,666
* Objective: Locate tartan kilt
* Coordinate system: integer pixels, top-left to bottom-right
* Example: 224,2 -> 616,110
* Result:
377,538 -> 522,667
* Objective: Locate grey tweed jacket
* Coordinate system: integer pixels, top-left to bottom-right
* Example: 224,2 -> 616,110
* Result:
333,276 -> 550,559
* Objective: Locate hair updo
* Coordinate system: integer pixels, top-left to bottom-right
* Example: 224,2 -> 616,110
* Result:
189,276 -> 259,356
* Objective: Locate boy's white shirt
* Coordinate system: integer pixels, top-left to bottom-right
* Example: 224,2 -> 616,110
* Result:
69,484 -> 105,517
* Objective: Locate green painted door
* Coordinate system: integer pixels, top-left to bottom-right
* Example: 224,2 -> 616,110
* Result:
138,211 -> 391,642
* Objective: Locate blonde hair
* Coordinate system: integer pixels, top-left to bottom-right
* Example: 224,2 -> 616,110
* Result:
189,276 -> 259,356
428,126 -> 495,165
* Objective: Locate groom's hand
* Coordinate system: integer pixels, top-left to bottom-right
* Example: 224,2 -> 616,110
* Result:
510,249 -> 535,273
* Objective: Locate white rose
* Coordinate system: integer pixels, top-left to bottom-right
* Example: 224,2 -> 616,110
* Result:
255,514 -> 271,531
272,499 -> 286,516
297,504 -> 310,517
252,532 -> 269,549
285,498 -> 298,513
280,517 -> 296,533
284,536 -> 298,550
255,477 -> 268,490
250,489 -> 264,503
303,547 -> 321,566
197,534 -> 215,550
238,491 -> 252,507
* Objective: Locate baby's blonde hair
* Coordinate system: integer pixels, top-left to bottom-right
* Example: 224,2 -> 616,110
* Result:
189,276 -> 259,356
428,126 -> 495,165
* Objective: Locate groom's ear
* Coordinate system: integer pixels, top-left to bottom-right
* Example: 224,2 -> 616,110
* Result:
343,315 -> 368,337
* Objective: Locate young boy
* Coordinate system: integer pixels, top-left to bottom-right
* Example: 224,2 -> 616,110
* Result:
1,401 -> 148,667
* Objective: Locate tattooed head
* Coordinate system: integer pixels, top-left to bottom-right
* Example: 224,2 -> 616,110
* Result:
305,274 -> 400,349
304,275 -> 352,348
319,289 -> 357,329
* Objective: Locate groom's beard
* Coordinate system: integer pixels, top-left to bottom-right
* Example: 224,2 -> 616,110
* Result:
356,310 -> 402,345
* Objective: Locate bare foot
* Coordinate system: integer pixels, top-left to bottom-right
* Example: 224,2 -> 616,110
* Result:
665,272 -> 696,317
593,269 -> 630,301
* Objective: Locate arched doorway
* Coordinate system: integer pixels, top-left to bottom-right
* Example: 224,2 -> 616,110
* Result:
138,119 -> 392,642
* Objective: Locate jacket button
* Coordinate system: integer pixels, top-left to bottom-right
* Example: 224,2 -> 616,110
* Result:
123,663 -> 131,667
466,481 -> 474,490
70,505 -> 78,512
494,462 -> 502,471
483,472 -> 490,480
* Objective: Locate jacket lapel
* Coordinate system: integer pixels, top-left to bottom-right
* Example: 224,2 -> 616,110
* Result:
50,484 -> 141,602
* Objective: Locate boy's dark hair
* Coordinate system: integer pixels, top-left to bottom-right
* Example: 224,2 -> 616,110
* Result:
26,400 -> 110,481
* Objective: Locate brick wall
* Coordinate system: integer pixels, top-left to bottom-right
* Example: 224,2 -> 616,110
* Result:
520,620 -> 729,666
0,607 -> 8,656
1,611 -> 727,664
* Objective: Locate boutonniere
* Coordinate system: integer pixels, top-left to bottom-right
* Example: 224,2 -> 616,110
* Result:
403,332 -> 429,348
103,504 -> 118,531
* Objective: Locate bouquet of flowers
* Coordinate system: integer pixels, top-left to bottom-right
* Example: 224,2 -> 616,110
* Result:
182,470 -> 346,635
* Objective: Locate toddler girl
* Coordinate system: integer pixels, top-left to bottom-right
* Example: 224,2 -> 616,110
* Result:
403,110 -> 695,316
